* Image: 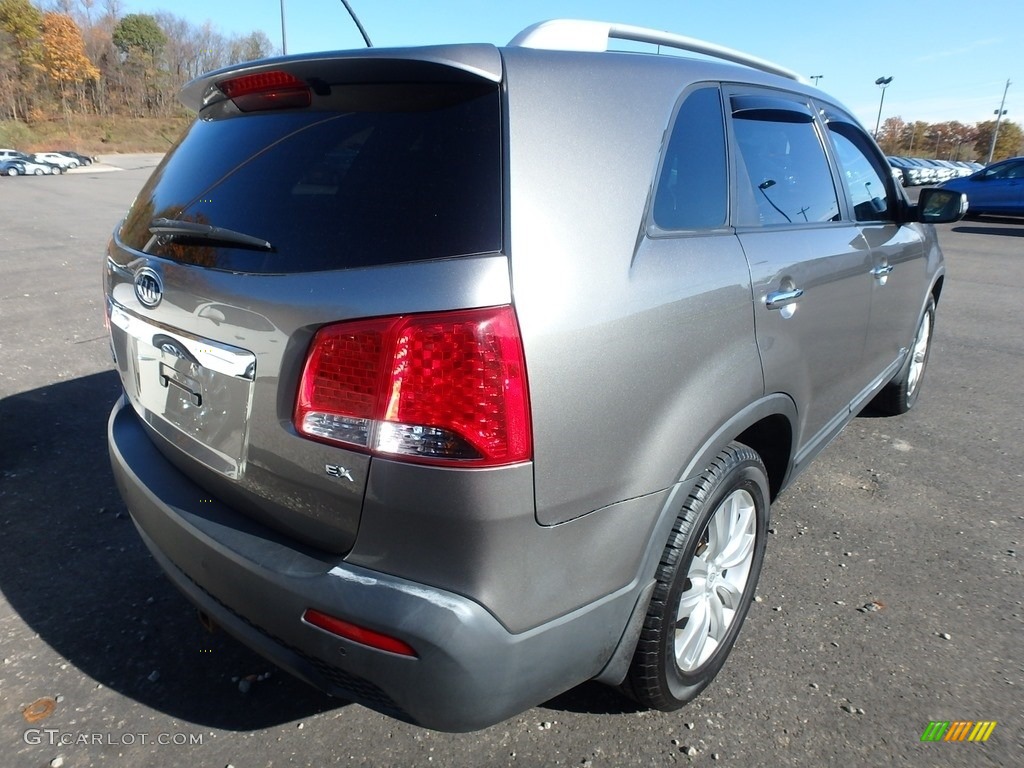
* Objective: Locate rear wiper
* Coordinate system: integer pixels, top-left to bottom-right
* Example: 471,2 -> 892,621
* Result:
147,218 -> 273,251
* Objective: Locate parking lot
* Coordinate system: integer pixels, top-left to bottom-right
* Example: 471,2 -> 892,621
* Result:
1,160 -> 1020,767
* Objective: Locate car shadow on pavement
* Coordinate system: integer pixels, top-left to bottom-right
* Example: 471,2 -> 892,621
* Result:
540,681 -> 644,716
0,371 -> 339,731
952,217 -> 1024,236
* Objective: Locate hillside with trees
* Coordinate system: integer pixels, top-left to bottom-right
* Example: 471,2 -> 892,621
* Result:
0,0 -> 275,151
1,1 -> 1021,160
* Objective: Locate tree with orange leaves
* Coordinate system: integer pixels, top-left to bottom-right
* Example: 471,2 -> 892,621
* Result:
41,12 -> 99,121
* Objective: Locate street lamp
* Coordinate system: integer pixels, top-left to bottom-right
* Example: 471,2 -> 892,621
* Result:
873,76 -> 893,138
986,78 -> 1012,165
810,75 -> 824,86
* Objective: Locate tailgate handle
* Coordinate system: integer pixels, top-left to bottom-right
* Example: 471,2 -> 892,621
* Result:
159,363 -> 203,407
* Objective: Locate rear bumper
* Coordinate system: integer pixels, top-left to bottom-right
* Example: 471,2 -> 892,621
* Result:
108,397 -> 636,731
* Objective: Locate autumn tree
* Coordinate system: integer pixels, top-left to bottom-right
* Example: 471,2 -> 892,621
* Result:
974,120 -> 1024,163
0,0 -> 43,119
0,28 -> 20,119
41,12 -> 100,120
877,116 -> 906,154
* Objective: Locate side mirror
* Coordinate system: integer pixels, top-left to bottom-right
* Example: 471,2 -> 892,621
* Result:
915,187 -> 968,224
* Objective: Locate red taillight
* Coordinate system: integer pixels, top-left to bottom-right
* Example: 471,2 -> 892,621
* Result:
302,609 -> 417,657
295,306 -> 532,467
218,70 -> 311,112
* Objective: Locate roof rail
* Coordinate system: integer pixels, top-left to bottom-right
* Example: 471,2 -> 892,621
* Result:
508,20 -> 807,84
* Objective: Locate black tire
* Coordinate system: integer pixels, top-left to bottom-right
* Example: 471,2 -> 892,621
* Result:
33,168 -> 43,175
871,296 -> 935,415
5,167 -> 18,176
625,442 -> 769,710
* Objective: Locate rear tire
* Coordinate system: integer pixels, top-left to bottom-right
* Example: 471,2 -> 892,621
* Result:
625,442 -> 769,710
871,296 -> 935,415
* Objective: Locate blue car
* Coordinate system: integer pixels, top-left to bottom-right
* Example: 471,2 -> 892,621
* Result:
941,157 -> 1024,216
0,159 -> 27,176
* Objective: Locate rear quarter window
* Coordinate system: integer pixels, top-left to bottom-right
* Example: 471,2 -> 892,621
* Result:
652,86 -> 728,231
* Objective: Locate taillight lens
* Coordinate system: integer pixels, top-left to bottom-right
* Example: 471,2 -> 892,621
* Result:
295,306 -> 532,467
217,70 -> 311,112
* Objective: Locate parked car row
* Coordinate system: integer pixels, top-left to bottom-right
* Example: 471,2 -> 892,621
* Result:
888,155 -> 981,186
0,148 -> 95,176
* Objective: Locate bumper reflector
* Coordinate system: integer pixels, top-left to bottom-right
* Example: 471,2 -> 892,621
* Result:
302,609 -> 417,657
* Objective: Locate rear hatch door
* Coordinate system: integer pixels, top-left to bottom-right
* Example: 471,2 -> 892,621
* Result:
106,46 -> 507,552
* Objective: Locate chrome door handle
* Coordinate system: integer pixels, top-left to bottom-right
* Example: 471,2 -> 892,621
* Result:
765,288 -> 804,310
871,265 -> 894,278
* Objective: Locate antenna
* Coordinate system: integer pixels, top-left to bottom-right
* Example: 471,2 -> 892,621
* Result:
339,0 -> 373,47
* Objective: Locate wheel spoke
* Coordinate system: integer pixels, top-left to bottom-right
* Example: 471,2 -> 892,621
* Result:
907,313 -> 930,394
677,582 -> 704,614
675,597 -> 711,669
706,501 -> 731,560
716,571 -> 745,610
716,497 -> 755,569
677,555 -> 707,617
707,589 -> 726,640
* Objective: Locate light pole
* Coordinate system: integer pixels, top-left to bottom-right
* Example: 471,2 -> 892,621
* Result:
874,76 -> 893,138
985,78 -> 1011,165
279,0 -> 287,54
810,75 -> 824,86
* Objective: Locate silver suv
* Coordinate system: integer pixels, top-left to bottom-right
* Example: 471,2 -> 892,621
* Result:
105,20 -> 966,731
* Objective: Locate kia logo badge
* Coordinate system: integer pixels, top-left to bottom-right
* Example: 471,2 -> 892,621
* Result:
134,267 -> 163,308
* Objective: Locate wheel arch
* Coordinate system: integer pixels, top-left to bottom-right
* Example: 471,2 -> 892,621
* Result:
595,394 -> 797,686
677,394 -> 797,502
735,413 -> 793,501
931,273 -> 944,306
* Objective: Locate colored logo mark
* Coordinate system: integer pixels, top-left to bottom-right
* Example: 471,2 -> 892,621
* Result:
921,721 -> 997,742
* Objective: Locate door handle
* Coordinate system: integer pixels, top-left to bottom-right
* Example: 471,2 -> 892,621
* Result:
765,288 -> 804,310
871,265 -> 894,278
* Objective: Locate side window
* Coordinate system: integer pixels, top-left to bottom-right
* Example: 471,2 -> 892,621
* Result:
827,122 -> 893,222
731,96 -> 839,226
984,160 -> 1024,180
653,87 -> 727,230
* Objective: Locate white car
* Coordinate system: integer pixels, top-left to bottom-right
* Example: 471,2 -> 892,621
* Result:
33,152 -> 80,169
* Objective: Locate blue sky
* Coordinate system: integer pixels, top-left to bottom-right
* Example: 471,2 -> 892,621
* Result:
122,0 -> 1020,131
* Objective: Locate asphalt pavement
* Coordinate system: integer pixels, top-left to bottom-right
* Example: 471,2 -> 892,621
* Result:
0,163 -> 1020,767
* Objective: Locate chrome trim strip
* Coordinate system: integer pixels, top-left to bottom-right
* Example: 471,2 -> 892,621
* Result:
108,299 -> 256,381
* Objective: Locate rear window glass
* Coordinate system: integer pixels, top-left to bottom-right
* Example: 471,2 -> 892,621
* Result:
119,83 -> 501,273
